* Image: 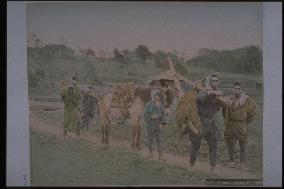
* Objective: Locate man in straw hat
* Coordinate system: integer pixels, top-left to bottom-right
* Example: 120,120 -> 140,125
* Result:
222,81 -> 259,171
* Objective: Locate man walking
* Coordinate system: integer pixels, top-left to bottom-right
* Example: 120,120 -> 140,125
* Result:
144,88 -> 167,161
222,82 -> 258,171
189,74 -> 223,171
61,76 -> 81,138
81,86 -> 97,134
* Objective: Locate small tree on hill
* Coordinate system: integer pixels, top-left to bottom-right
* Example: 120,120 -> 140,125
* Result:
134,44 -> 152,63
85,47 -> 96,57
113,48 -> 124,63
28,32 -> 43,48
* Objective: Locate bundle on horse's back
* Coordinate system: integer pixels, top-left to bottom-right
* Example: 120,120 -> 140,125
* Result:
175,88 -> 203,135
111,83 -> 134,106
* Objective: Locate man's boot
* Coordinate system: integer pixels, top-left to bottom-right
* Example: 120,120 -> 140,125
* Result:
158,152 -> 166,161
189,153 -> 196,167
148,150 -> 154,159
210,165 -> 216,171
190,160 -> 195,167
62,129 -> 67,139
227,161 -> 236,168
240,162 -> 249,171
76,128 -> 80,137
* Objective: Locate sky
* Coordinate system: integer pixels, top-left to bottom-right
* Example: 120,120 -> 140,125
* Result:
26,2 -> 262,58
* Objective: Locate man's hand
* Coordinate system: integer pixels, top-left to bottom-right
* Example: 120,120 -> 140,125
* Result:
194,80 -> 203,88
177,75 -> 185,81
172,73 -> 178,78
205,88 -> 214,94
191,126 -> 199,136
150,114 -> 159,119
213,90 -> 223,96
165,109 -> 170,116
160,123 -> 167,129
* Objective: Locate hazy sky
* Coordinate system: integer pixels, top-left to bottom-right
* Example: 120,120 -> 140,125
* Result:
26,2 -> 262,58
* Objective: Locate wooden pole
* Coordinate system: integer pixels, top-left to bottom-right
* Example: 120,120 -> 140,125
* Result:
178,75 -> 232,105
167,57 -> 232,106
167,58 -> 184,98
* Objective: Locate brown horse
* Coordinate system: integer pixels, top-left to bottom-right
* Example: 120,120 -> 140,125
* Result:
97,85 -> 177,150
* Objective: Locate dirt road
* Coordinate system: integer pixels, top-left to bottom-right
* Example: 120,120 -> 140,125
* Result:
29,108 -> 261,180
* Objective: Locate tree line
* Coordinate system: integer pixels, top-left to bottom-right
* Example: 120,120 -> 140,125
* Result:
186,46 -> 262,74
27,33 -> 262,97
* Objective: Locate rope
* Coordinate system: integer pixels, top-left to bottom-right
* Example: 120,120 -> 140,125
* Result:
108,119 -> 129,141
97,96 -> 130,141
225,105 -> 231,136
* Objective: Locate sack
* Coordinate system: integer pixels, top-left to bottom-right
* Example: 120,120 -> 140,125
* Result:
175,89 -> 203,135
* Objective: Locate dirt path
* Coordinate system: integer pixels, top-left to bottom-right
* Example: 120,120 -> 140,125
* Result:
29,111 -> 261,180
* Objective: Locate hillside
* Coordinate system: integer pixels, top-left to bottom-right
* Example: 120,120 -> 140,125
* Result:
187,46 -> 262,74
27,44 -> 263,99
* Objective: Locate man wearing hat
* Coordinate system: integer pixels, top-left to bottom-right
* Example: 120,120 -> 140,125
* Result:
60,75 -> 81,138
81,86 -> 98,133
144,88 -> 167,161
222,82 -> 258,171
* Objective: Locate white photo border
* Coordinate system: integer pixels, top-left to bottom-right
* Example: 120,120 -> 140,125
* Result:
6,2 -> 282,187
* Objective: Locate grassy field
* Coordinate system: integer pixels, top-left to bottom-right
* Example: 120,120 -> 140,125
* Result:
30,129 -> 223,186
87,108 -> 263,176
28,44 -> 263,186
83,70 -> 263,174
30,68 -> 263,177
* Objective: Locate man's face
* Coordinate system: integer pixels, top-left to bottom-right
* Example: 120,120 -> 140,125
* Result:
232,85 -> 242,96
210,76 -> 219,90
154,94 -> 160,102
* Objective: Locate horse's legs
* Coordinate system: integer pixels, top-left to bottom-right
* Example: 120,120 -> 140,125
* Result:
105,123 -> 110,145
136,124 -> 142,151
101,123 -> 105,144
135,116 -> 142,150
131,126 -> 136,150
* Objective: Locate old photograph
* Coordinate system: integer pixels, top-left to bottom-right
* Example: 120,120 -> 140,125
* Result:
25,2 -> 264,186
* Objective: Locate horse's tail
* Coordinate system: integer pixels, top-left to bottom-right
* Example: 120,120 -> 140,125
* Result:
96,95 -> 108,125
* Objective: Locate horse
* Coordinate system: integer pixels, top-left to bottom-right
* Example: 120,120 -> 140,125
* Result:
96,84 -> 177,150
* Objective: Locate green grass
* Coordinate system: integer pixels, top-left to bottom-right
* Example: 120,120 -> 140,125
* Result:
85,93 -> 262,176
87,117 -> 263,178
30,69 -> 263,177
30,129 -> 221,186
29,46 -> 263,185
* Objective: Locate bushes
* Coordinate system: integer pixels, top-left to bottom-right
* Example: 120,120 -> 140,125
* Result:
28,44 -> 101,96
187,46 -> 262,74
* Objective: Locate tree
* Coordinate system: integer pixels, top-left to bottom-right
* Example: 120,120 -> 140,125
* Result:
113,48 -> 124,63
85,47 -> 96,57
28,32 -> 43,48
153,50 -> 167,69
121,49 -> 133,65
98,49 -> 106,58
187,46 -> 262,74
59,36 -> 68,46
134,44 -> 152,63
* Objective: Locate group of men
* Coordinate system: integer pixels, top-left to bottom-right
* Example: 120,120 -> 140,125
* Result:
143,74 -> 258,171
60,73 -> 258,172
60,73 -> 97,137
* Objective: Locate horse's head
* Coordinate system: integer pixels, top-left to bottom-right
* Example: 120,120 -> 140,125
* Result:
160,87 -> 178,109
134,85 -> 178,116
122,83 -> 135,104
153,87 -> 177,117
